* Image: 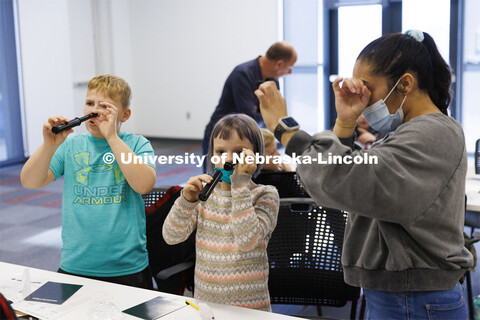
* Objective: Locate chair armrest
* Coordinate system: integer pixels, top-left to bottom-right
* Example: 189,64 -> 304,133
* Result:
465,231 -> 480,249
156,261 -> 195,280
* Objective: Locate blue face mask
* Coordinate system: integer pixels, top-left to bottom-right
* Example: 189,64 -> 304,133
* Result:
214,167 -> 234,183
362,77 -> 407,133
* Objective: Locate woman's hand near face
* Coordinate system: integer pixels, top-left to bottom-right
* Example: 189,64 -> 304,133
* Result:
332,77 -> 371,126
255,81 -> 288,133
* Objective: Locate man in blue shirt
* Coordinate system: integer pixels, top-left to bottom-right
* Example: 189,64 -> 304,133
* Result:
202,42 -> 297,171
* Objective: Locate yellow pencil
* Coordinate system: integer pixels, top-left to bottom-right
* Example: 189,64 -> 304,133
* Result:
185,299 -> 199,310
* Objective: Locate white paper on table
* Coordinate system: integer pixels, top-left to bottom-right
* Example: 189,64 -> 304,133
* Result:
12,285 -> 106,320
0,270 -> 43,303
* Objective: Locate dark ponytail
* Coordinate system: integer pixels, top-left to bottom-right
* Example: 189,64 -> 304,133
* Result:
357,32 -> 451,115
421,33 -> 451,115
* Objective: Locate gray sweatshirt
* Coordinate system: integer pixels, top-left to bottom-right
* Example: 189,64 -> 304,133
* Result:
285,113 -> 473,292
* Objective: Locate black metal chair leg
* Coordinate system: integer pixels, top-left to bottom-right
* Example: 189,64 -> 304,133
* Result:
350,298 -> 357,320
316,305 -> 323,317
359,294 -> 366,320
467,271 -> 474,320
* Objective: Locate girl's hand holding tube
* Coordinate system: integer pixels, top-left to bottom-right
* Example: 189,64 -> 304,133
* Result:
183,174 -> 214,202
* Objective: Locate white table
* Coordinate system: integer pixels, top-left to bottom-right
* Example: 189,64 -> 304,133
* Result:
0,262 -> 300,320
466,167 -> 480,212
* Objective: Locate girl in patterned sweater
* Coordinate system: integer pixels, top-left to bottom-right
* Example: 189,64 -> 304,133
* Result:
163,114 -> 279,311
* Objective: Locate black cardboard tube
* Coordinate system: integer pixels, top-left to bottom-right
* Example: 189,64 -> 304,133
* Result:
52,113 -> 98,134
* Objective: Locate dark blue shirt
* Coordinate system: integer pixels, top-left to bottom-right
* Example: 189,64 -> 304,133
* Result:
203,57 -> 279,156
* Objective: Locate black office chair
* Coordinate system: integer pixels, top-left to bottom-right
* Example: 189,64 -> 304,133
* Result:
267,198 -> 361,319
142,186 -> 170,207
253,171 -> 310,198
143,186 -> 196,295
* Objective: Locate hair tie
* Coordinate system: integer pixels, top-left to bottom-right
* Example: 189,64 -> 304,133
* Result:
405,30 -> 424,43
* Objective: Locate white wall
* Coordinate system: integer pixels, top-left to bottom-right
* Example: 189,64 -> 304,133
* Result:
67,0 -> 133,135
18,0 -> 278,155
17,0 -> 75,155
126,0 -> 278,139
67,0 -> 96,136
108,0 -> 134,134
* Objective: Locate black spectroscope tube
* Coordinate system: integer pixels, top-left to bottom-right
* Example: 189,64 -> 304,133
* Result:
198,162 -> 235,201
51,113 -> 98,134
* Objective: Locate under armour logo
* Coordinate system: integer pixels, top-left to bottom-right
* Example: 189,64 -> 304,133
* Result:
74,152 -> 124,186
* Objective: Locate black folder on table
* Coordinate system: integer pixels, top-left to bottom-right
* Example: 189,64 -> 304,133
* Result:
122,296 -> 186,320
24,281 -> 83,305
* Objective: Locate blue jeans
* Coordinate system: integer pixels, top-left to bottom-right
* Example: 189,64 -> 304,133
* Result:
364,282 -> 467,320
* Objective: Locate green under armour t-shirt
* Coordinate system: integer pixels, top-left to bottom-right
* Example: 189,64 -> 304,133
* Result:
49,132 -> 156,277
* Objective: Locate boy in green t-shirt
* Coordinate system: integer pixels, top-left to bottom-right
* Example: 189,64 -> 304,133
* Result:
21,75 -> 157,288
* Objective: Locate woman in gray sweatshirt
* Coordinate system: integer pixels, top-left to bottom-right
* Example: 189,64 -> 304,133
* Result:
255,31 -> 473,320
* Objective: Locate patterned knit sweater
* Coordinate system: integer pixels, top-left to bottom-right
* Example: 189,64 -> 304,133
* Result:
162,174 -> 279,311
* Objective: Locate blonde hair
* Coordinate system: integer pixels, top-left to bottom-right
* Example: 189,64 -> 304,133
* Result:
261,129 -> 275,148
88,74 -> 131,108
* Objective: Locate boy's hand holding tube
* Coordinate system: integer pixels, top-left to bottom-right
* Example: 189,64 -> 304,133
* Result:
43,116 -> 74,147
22,116 -> 72,189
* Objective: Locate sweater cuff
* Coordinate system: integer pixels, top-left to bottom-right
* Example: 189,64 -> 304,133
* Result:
285,130 -> 313,157
230,174 -> 252,188
338,135 -> 356,149
177,192 -> 200,211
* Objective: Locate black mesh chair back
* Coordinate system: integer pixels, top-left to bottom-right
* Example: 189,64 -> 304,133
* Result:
143,186 -> 195,295
475,139 -> 480,174
253,171 -> 309,198
142,187 -> 168,207
268,198 -> 360,318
